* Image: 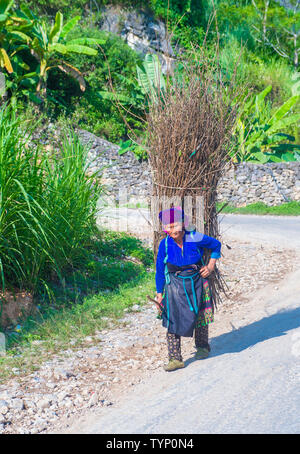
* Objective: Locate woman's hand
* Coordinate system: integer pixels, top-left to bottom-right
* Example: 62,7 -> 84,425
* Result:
156,293 -> 163,305
200,258 -> 217,278
156,293 -> 163,316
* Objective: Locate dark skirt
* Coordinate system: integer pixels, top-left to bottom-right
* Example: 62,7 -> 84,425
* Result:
161,262 -> 214,337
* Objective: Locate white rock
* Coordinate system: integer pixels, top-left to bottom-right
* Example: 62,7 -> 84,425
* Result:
74,397 -> 84,406
0,400 -> 9,415
30,427 -> 41,434
88,393 -> 98,407
23,399 -> 36,409
0,391 -> 10,400
33,417 -> 48,428
37,399 -> 51,410
0,415 -> 6,424
64,400 -> 74,410
53,368 -> 73,379
57,391 -> 69,402
10,398 -> 24,411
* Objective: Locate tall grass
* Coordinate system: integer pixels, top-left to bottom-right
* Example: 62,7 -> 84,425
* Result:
0,105 -> 103,302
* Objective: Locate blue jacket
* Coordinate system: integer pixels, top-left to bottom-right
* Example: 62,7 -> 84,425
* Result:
155,230 -> 221,293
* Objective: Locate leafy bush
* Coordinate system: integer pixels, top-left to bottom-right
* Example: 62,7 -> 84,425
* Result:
230,85 -> 300,163
46,25 -> 145,142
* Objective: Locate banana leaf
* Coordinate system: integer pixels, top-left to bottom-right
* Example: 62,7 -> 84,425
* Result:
60,16 -> 81,39
67,38 -> 106,46
0,48 -> 13,73
269,95 -> 300,124
65,44 -> 97,56
49,43 -> 67,54
268,114 -> 300,134
255,84 -> 272,114
136,53 -> 166,100
8,30 -> 32,42
49,12 -> 63,44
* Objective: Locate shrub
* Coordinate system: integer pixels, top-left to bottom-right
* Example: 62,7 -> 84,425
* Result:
46,26 -> 145,142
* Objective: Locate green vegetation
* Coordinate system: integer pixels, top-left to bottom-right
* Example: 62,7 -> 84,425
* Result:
56,25 -> 145,141
0,1 -> 145,142
0,104 -> 103,298
217,201 -> 300,216
0,237 -> 155,381
0,106 -> 154,370
22,10 -> 105,106
1,0 -> 299,150
230,85 -> 300,163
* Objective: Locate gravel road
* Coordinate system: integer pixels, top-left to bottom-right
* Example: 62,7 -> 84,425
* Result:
98,207 -> 300,247
63,214 -> 300,435
219,214 -> 300,248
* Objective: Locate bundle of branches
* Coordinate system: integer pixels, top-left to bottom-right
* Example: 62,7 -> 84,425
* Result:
145,45 -> 245,309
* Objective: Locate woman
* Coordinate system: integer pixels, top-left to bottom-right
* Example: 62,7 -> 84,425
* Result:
155,207 -> 221,371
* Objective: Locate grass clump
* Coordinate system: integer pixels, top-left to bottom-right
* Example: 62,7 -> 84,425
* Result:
217,201 -> 300,216
0,105 -> 103,300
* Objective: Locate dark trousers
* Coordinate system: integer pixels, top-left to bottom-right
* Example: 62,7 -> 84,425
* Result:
166,325 -> 210,361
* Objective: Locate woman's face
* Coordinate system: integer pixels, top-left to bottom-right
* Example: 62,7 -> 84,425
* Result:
163,221 -> 184,240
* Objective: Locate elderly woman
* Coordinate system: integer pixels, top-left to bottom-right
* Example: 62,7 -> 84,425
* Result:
156,207 -> 221,371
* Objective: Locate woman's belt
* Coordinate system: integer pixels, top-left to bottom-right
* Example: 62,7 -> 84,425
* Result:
167,259 -> 202,274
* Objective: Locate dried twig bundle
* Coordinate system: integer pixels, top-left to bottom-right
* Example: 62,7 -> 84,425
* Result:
145,43 -> 245,308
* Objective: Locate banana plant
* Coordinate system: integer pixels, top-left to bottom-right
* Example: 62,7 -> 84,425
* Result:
136,53 -> 166,103
0,0 -> 34,75
231,85 -> 300,163
0,0 -> 16,74
19,7 -> 106,104
99,54 -> 165,111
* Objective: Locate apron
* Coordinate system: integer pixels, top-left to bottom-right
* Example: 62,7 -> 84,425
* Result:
161,236 -> 214,337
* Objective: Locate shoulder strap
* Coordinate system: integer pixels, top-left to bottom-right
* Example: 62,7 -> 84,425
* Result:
164,236 -> 168,261
164,236 -> 170,285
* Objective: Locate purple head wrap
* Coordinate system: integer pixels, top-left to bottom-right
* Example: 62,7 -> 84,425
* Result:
158,207 -> 188,232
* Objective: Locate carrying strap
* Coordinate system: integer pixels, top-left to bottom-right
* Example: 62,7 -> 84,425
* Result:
164,236 -> 170,285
